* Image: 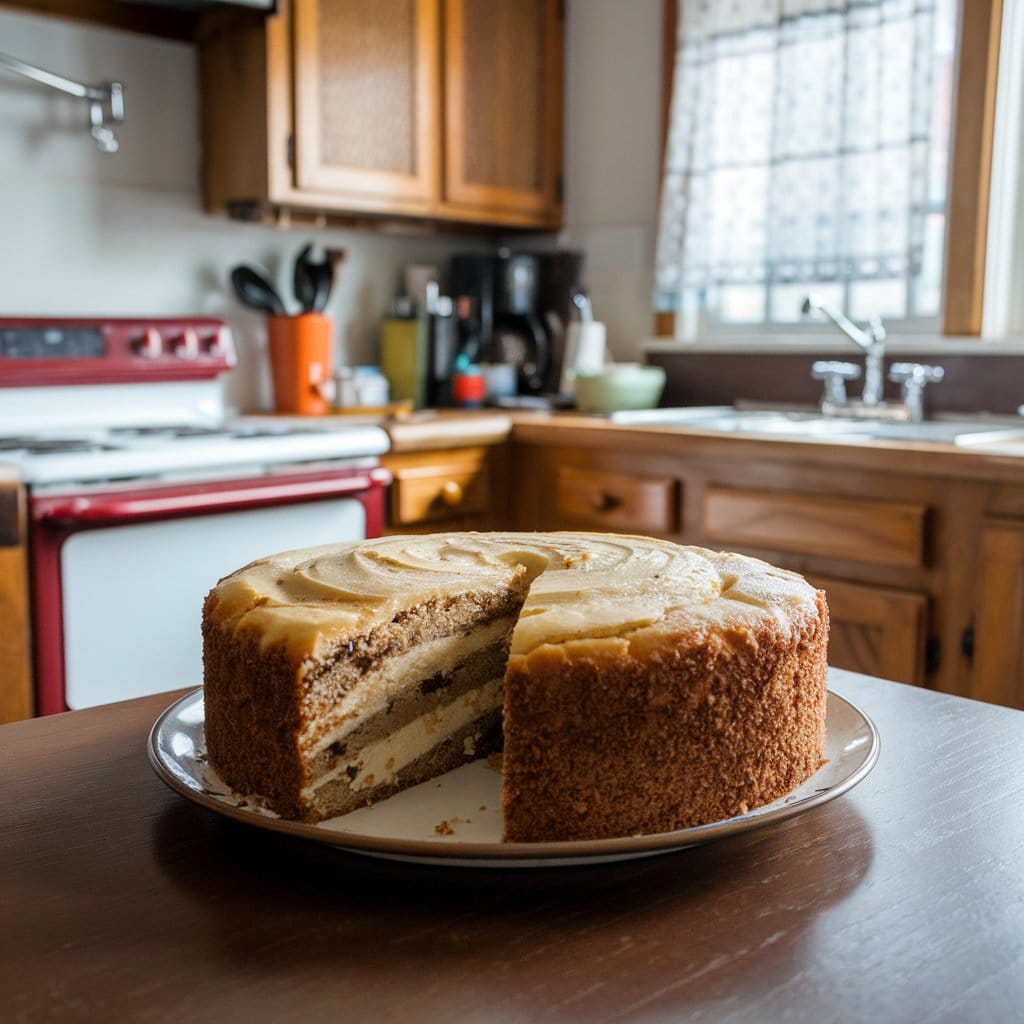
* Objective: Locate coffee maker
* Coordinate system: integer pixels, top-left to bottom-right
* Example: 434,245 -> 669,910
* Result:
449,249 -> 585,398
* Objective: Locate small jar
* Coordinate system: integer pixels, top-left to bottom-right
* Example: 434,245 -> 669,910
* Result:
452,367 -> 486,408
352,366 -> 390,407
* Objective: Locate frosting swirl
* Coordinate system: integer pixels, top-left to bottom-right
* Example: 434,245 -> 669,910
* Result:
206,532 -> 818,660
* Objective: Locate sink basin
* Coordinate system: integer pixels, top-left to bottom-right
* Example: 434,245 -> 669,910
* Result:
608,406 -> 1024,447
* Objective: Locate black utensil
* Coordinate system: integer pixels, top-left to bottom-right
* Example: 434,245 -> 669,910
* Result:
292,243 -> 318,314
293,243 -> 335,313
311,257 -> 334,313
230,265 -> 286,316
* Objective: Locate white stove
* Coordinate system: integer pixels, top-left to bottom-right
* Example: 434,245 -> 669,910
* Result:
0,417 -> 389,488
0,318 -> 388,486
0,316 -> 392,716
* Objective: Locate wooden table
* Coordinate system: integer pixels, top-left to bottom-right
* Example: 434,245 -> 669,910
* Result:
3,668 -> 1023,1023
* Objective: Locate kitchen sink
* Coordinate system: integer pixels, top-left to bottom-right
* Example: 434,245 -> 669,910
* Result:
608,406 -> 1024,447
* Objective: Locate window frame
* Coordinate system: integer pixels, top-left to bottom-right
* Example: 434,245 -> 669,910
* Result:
654,0 -> 1003,341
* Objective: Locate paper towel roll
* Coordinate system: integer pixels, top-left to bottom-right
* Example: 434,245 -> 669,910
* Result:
560,321 -> 607,394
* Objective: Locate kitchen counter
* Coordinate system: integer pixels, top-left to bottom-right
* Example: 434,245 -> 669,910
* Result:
3,669 -> 1023,1022
507,410 -> 1024,483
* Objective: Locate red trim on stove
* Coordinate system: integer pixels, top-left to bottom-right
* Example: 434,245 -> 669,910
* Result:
0,317 -> 235,387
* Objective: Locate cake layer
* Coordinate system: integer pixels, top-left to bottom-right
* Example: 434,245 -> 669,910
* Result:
302,617 -> 512,757
302,677 -> 505,809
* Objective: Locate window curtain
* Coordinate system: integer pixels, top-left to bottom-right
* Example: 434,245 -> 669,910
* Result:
654,0 -> 938,312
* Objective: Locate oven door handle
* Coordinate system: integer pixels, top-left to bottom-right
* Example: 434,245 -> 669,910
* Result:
31,468 -> 392,525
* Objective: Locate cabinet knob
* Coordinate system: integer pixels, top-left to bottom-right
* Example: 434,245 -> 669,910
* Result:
592,492 -> 622,513
440,480 -> 464,507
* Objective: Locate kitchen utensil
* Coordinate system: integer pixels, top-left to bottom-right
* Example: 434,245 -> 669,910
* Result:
230,265 -> 286,316
292,244 -> 318,314
291,243 -> 336,314
573,364 -> 666,413
267,313 -> 334,415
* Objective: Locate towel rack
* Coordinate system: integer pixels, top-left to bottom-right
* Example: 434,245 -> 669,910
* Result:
0,51 -> 124,153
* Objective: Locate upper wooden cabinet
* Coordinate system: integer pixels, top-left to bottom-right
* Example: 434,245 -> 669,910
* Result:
199,0 -> 564,229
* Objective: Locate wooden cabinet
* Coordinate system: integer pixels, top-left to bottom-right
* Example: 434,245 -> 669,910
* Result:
510,432 -> 966,695
382,444 -> 507,532
555,465 -> 679,535
292,0 -> 441,205
970,519 -> 1024,707
200,0 -> 563,229
376,418 -> 1024,709
703,486 -> 928,570
443,0 -> 563,220
0,474 -> 33,723
806,575 -> 929,686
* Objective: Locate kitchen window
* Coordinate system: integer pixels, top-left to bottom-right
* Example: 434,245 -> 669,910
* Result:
654,0 -> 1001,341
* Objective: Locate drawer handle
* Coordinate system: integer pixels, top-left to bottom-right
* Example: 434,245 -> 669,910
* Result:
439,480 -> 465,508
592,492 -> 622,513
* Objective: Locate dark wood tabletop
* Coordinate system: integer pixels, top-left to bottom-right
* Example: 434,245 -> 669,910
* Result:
3,668 -> 1023,1023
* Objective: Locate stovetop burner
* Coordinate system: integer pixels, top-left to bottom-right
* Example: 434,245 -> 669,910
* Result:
0,417 -> 391,487
109,425 -> 226,439
0,437 -> 119,455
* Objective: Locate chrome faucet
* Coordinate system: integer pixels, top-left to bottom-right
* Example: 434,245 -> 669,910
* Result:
801,295 -> 887,406
801,295 -> 944,422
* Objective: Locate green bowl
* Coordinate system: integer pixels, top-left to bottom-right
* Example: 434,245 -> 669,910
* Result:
573,364 -> 667,413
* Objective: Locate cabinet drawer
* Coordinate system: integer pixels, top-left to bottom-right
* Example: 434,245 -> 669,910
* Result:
556,466 -> 678,534
390,461 -> 490,526
703,486 -> 927,569
810,574 -> 928,685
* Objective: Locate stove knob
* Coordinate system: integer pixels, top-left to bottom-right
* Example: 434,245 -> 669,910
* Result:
133,328 -> 163,359
172,329 -> 200,360
203,327 -> 230,358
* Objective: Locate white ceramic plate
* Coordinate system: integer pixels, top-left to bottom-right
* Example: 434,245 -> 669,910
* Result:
148,689 -> 878,868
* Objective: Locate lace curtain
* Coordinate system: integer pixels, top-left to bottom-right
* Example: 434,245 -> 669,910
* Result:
654,0 -> 938,316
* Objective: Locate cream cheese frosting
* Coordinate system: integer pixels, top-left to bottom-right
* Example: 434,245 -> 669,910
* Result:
207,532 -> 818,662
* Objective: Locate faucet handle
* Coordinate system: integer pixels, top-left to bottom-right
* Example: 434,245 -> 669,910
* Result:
888,362 -> 945,386
888,363 -> 944,423
811,360 -> 861,406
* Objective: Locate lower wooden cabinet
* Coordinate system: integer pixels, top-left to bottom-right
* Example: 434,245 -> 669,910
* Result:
807,575 -> 928,685
970,520 -> 1024,707
0,476 -> 33,723
703,486 -> 927,570
385,423 -> 1024,709
382,445 -> 505,532
555,465 -> 679,534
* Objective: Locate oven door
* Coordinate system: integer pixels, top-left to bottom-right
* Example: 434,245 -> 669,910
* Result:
29,466 -> 389,715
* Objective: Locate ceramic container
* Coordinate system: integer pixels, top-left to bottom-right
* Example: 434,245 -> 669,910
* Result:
573,363 -> 666,413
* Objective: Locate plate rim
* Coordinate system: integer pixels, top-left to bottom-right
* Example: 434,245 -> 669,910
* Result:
148,688 -> 879,865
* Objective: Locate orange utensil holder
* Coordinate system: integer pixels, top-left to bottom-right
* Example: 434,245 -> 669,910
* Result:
267,313 -> 334,415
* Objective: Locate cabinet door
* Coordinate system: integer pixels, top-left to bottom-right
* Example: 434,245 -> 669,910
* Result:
810,575 -> 928,686
0,479 -> 33,723
971,521 -> 1024,709
292,0 -> 441,202
443,0 -> 563,220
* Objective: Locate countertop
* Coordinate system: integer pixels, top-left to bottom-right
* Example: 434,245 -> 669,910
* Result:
226,407 -> 1024,480
3,668 -> 1023,1022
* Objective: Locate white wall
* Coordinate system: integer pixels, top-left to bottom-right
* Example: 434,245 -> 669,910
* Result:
0,8 -> 474,412
0,2 -> 666,405
561,0 -> 664,360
